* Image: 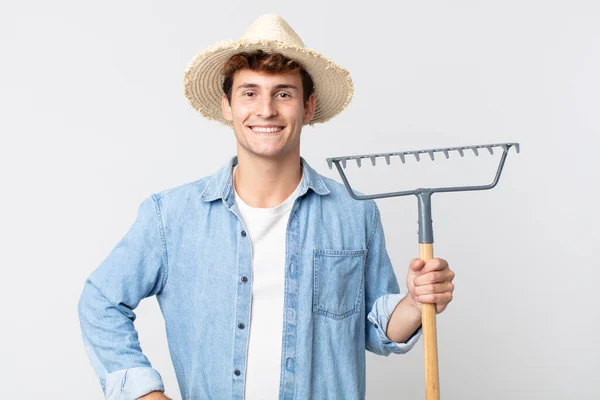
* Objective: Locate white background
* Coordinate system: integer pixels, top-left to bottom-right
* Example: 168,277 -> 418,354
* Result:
1,1 -> 599,399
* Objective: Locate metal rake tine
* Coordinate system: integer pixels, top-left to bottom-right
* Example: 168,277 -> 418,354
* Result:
384,155 -> 391,165
413,152 -> 421,162
443,150 -> 450,159
457,148 -> 464,157
486,146 -> 494,155
356,158 -> 361,168
428,151 -> 435,161
341,159 -> 347,169
399,153 -> 406,163
471,146 -> 479,156
370,156 -> 376,166
514,143 -> 520,153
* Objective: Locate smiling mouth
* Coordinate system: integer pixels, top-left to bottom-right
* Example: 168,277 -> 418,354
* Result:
249,126 -> 285,133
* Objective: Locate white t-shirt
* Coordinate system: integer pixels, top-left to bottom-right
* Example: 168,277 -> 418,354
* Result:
232,165 -> 304,399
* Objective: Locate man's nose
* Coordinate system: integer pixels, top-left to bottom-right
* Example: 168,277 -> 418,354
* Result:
256,97 -> 277,118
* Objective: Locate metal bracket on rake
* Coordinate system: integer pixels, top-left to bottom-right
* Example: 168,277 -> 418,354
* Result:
326,142 -> 520,243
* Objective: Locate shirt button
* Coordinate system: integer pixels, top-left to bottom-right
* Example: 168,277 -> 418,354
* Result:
286,358 -> 294,370
241,276 -> 248,283
374,324 -> 379,329
241,230 -> 247,237
238,323 -> 245,329
234,369 -> 241,376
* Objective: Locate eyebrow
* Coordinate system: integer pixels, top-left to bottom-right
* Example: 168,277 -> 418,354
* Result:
235,83 -> 299,92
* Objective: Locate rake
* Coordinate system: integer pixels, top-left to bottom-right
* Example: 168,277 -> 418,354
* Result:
326,142 -> 520,400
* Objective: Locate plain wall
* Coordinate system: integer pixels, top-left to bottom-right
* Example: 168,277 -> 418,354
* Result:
1,1 -> 598,398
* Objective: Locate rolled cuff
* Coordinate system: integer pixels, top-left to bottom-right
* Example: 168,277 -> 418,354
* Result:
105,366 -> 165,400
367,292 -> 422,354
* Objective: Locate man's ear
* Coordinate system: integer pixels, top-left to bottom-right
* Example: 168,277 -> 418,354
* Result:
303,94 -> 316,123
221,94 -> 233,121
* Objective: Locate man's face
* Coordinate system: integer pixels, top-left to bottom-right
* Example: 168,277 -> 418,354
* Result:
221,68 -> 316,161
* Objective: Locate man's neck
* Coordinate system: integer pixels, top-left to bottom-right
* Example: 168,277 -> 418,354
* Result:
234,151 -> 303,208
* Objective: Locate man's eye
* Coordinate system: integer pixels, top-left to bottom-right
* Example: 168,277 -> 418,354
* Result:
243,92 -> 255,97
277,93 -> 290,98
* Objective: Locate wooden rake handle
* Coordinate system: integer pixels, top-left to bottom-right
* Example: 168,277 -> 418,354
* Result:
420,243 -> 440,400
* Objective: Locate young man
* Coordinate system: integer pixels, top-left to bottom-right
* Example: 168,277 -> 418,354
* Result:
78,14 -> 455,400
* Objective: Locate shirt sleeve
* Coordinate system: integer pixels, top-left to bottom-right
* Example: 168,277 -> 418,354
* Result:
364,200 -> 423,356
77,195 -> 168,399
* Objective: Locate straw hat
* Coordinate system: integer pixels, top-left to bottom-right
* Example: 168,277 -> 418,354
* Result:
183,14 -> 354,126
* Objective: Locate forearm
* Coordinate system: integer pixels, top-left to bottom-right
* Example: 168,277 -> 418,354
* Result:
78,280 -> 155,371
78,282 -> 165,397
385,294 -> 422,343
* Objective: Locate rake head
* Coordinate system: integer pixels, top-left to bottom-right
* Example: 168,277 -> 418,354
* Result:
325,142 -> 520,244
326,142 -> 520,201
326,142 -> 520,170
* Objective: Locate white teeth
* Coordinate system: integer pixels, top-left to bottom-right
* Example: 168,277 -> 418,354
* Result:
251,126 -> 283,133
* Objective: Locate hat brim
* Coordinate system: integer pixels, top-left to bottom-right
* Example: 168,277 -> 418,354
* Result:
183,39 -> 354,126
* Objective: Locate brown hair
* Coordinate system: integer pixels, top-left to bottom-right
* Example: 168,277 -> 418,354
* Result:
221,50 -> 315,106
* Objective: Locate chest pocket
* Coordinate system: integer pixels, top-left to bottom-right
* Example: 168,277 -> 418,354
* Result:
312,248 -> 367,320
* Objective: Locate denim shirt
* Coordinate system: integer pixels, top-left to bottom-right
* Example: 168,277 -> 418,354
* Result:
78,155 -> 423,400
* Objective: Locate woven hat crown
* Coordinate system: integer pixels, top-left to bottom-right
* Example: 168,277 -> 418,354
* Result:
240,14 -> 305,47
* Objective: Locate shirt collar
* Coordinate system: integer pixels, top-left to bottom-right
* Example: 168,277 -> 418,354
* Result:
200,155 -> 330,204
